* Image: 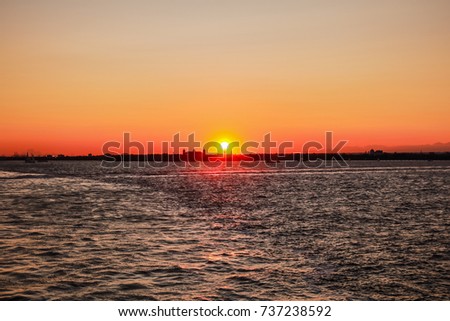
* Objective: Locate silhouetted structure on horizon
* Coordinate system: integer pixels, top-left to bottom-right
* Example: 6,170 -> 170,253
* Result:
369,149 -> 384,157
24,152 -> 36,163
180,149 -> 207,162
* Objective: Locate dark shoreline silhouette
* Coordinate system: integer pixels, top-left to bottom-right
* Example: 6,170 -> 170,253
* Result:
1,151 -> 450,162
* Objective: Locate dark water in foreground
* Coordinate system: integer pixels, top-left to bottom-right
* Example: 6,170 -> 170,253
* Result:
0,160 -> 449,300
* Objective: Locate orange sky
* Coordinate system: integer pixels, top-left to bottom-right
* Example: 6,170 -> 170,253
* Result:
1,0 -> 449,155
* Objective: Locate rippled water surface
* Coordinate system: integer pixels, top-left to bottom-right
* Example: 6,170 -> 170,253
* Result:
0,160 -> 449,300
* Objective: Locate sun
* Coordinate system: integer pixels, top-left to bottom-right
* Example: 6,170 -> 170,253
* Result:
220,141 -> 229,151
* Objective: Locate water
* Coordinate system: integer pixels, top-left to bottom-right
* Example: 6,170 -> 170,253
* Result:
0,160 -> 449,300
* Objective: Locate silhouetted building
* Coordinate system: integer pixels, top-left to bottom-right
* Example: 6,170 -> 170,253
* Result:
181,149 -> 206,162
25,152 -> 36,163
369,149 -> 383,156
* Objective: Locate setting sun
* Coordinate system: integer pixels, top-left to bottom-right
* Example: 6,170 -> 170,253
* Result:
220,142 -> 229,151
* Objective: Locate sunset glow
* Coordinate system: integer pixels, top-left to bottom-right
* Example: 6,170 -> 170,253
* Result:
1,1 -> 450,308
1,1 -> 449,155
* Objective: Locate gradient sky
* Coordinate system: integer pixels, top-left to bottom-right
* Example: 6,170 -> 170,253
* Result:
1,0 -> 449,155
